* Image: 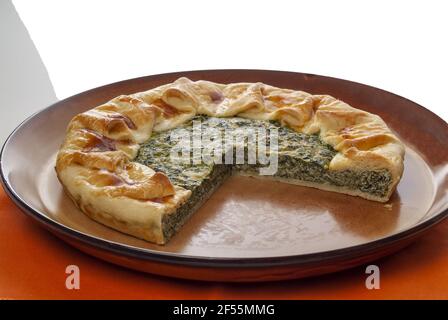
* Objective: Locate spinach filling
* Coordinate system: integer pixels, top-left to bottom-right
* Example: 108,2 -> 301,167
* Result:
134,116 -> 392,200
160,164 -> 231,240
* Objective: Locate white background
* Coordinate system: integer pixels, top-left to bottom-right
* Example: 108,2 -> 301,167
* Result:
1,0 -> 447,143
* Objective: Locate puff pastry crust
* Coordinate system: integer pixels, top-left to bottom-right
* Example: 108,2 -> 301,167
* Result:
56,77 -> 405,244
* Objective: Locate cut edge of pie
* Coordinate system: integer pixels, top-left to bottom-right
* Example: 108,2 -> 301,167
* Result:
55,77 -> 405,244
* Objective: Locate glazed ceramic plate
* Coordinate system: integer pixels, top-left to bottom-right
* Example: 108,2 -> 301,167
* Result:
1,70 -> 447,282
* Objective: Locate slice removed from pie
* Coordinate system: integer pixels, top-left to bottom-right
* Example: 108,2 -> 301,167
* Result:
55,77 -> 405,244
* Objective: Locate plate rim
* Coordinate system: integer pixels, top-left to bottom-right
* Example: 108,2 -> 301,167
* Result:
1,69 -> 448,268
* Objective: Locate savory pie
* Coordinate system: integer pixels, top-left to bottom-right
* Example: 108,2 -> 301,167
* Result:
56,77 -> 405,244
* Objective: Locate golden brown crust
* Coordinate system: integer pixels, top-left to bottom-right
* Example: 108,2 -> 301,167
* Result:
56,77 -> 405,243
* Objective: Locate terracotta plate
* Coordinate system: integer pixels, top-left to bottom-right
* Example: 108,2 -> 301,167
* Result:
1,70 -> 447,282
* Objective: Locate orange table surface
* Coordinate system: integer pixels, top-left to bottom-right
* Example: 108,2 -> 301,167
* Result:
0,186 -> 447,300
